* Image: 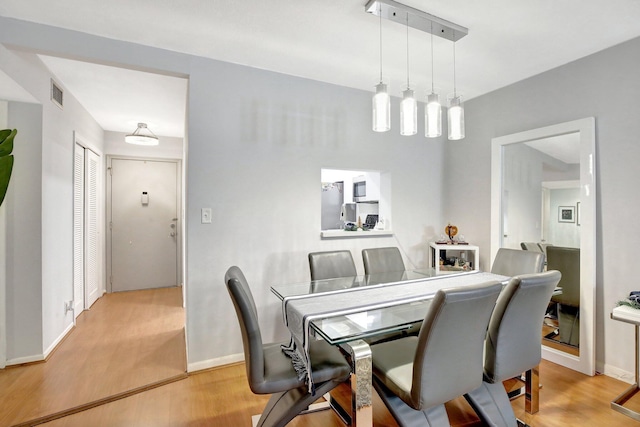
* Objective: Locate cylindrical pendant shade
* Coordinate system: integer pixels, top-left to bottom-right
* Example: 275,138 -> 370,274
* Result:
400,89 -> 417,136
447,95 -> 465,140
425,92 -> 442,138
373,83 -> 391,132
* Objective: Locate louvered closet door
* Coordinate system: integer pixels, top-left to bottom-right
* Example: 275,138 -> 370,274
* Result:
85,149 -> 100,309
73,144 -> 85,319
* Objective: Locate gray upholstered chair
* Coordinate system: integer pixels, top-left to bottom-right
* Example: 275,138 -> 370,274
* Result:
225,266 -> 351,427
371,281 -> 503,426
546,246 -> 580,346
464,270 -> 561,427
308,250 -> 357,280
362,247 -> 411,343
491,248 -> 545,277
362,247 -> 405,275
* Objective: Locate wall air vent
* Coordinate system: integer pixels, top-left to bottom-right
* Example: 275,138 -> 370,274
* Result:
51,79 -> 63,109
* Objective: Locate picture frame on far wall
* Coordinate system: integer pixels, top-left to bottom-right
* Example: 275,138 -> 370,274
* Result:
559,206 -> 575,223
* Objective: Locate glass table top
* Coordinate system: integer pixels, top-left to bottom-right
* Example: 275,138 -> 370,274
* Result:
270,268 -> 470,301
271,268 -> 482,345
311,299 -> 432,345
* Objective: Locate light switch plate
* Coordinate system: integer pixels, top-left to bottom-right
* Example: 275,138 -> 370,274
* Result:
201,208 -> 212,224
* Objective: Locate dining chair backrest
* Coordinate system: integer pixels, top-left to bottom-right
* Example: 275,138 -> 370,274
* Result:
362,247 -> 405,275
225,266 -> 266,393
546,246 -> 580,307
520,242 -> 543,252
483,270 -> 561,382
410,281 -> 502,409
538,242 -> 553,259
491,248 -> 544,277
308,250 -> 357,280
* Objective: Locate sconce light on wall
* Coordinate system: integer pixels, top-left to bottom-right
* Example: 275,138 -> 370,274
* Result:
365,0 -> 468,140
125,122 -> 159,146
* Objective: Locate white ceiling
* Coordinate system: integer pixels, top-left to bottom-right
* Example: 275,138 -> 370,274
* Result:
39,56 -> 188,138
526,133 -> 581,164
2,0 -> 640,139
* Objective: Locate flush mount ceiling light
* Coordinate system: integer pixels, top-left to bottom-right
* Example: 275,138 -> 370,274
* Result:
125,122 -> 159,146
365,0 -> 468,139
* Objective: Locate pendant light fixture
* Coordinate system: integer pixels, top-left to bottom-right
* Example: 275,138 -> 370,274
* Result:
372,3 -> 390,132
425,21 -> 442,138
447,36 -> 465,141
400,12 -> 417,136
365,0 -> 468,137
125,122 -> 159,146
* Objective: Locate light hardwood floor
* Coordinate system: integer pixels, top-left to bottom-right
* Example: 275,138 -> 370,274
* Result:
39,359 -> 640,427
4,287 -> 640,426
0,287 -> 186,427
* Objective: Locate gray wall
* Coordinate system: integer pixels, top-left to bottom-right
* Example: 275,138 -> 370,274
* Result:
185,56 -> 446,366
3,15 -> 640,379
444,36 -> 640,377
0,40 -> 105,362
0,18 -> 446,369
5,102 -> 43,359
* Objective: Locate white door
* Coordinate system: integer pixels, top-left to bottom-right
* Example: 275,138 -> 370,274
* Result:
73,142 -> 101,314
110,158 -> 178,292
73,144 -> 85,318
85,149 -> 100,307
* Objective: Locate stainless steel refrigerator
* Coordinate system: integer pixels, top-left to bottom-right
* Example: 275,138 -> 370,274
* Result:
321,181 -> 344,230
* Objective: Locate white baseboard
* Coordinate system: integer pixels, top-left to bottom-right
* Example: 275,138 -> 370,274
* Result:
44,322 -> 74,359
5,353 -> 45,366
187,352 -> 244,373
603,363 -> 634,385
5,321 -> 74,367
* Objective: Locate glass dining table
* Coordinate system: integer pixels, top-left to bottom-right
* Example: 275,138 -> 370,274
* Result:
271,268 -> 511,427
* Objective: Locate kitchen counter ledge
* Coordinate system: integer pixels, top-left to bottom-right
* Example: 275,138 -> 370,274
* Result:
320,229 -> 393,239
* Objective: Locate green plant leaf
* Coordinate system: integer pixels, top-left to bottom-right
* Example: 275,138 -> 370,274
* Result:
0,129 -> 16,157
0,129 -> 17,207
0,155 -> 14,206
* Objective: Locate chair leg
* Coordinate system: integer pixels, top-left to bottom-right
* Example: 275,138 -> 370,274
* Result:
464,381 -> 518,427
421,404 -> 451,426
373,377 -> 451,426
256,378 -> 346,427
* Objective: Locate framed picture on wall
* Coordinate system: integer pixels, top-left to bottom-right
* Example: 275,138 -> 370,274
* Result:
558,206 -> 575,223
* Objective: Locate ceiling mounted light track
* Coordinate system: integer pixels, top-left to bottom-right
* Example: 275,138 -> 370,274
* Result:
365,0 -> 468,42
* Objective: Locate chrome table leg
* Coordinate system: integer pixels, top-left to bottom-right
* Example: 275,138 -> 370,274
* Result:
333,340 -> 372,427
525,366 -> 539,414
